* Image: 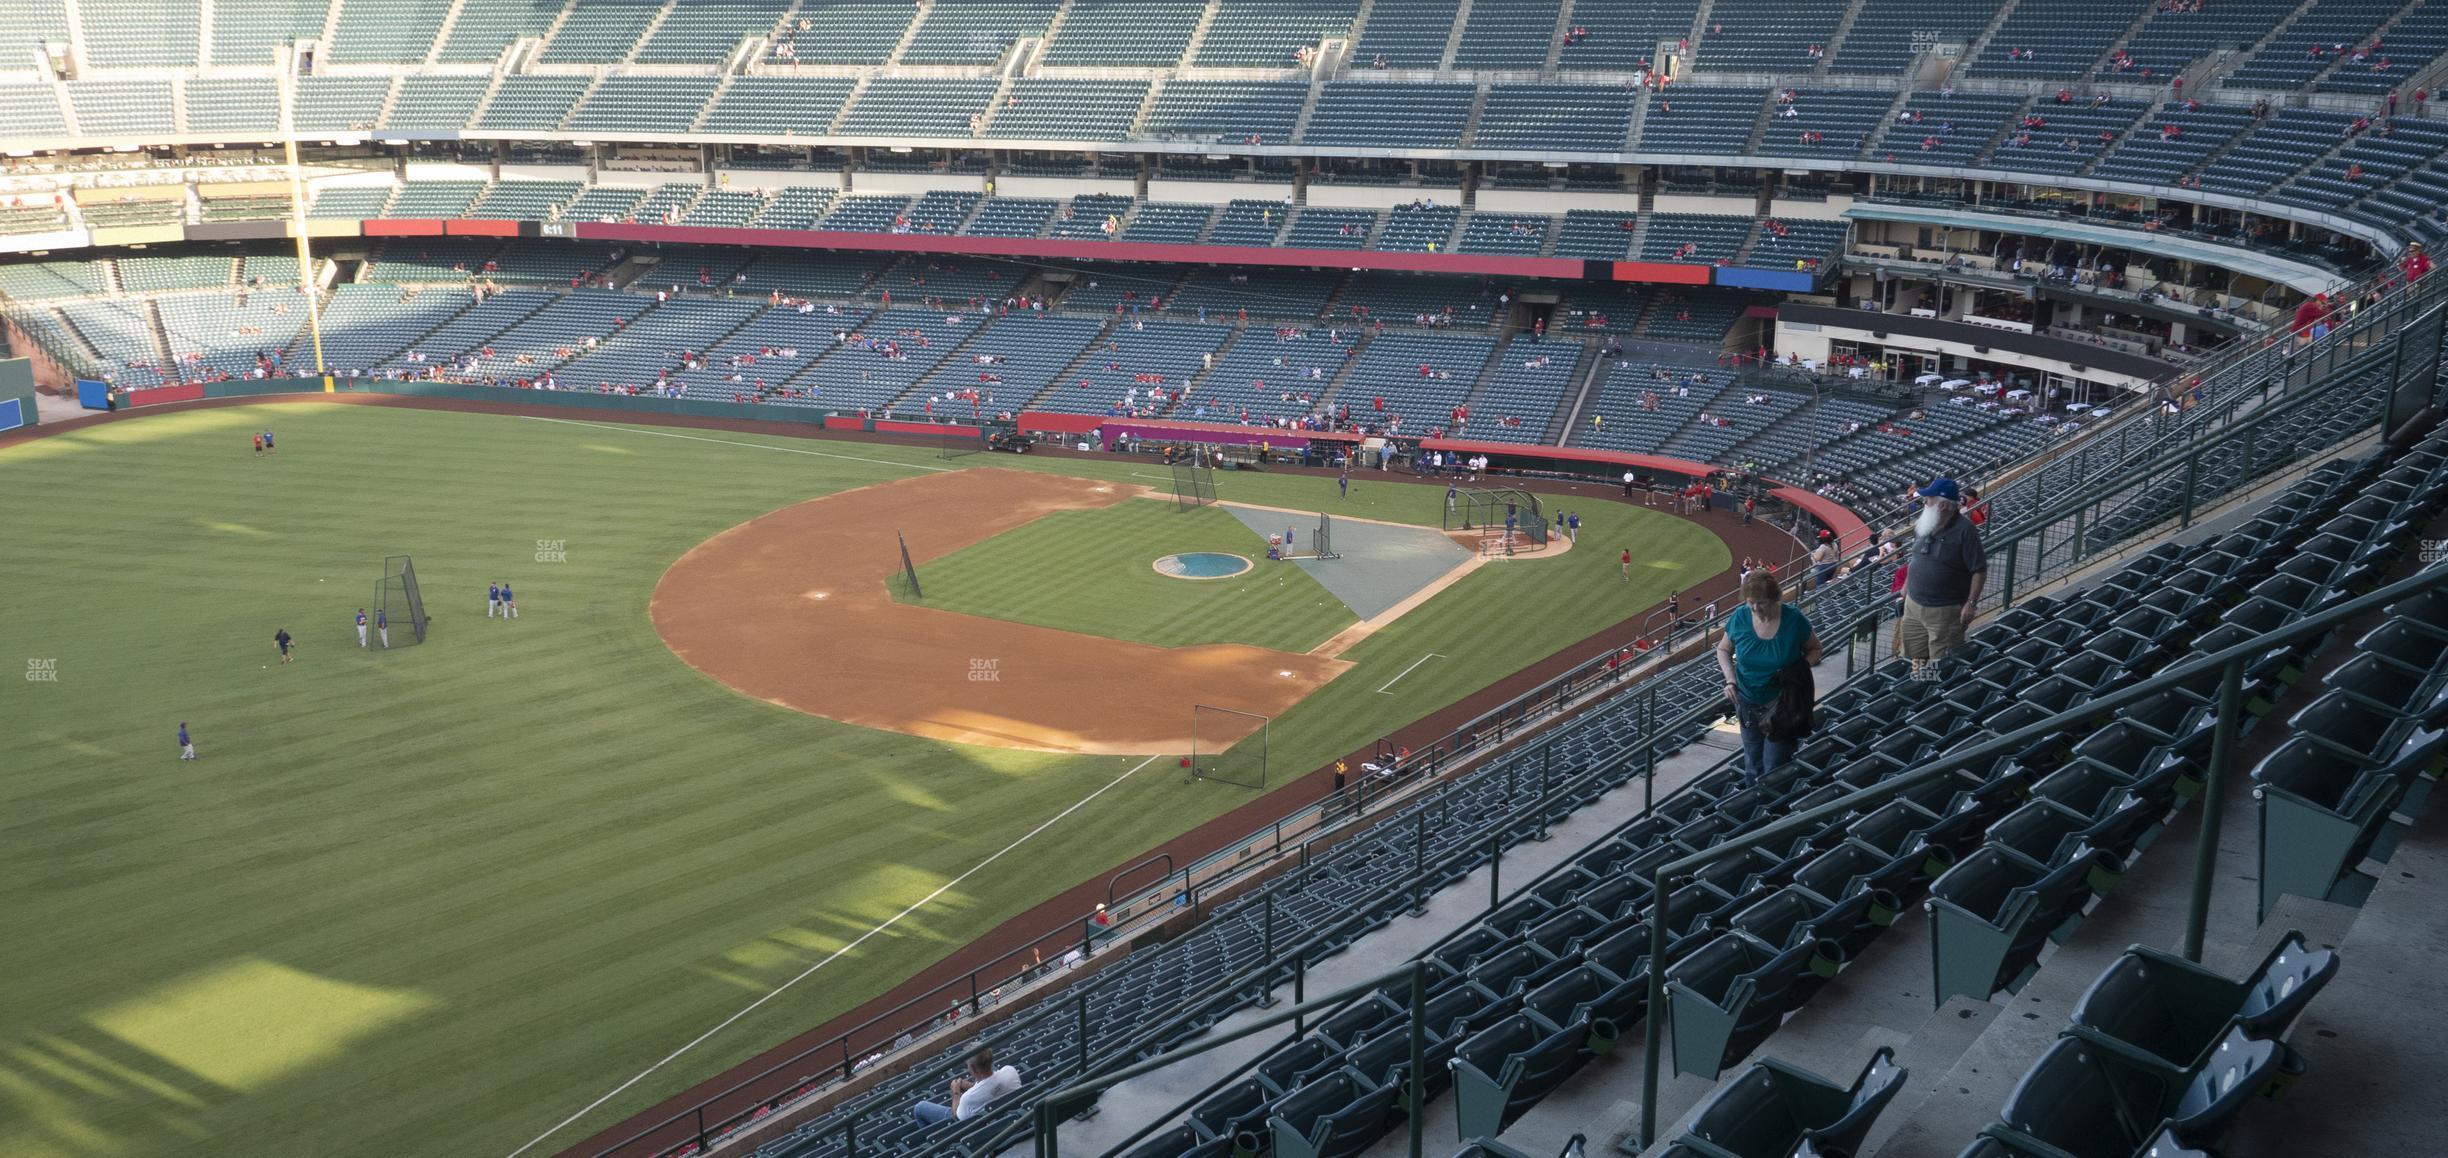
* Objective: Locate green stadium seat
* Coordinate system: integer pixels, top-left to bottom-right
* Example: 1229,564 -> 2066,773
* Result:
2068,934 -> 2338,1071
1671,1048 -> 1906,1158
1926,843 -> 2107,1007
1449,1011 -> 1594,1140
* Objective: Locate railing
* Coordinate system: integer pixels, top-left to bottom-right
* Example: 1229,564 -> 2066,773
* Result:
1849,268 -> 2448,536
596,271 -> 2434,1158
1633,557 -> 2448,1146
1070,291 -> 2448,1158
780,286 -> 2434,1156
782,704 -> 1689,1158
590,525 -> 1843,1158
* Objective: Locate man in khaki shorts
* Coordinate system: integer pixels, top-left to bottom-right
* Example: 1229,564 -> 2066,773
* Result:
1899,477 -> 1985,670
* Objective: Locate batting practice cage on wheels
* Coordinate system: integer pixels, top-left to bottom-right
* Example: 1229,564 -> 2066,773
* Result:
1445,486 -> 1550,544
1282,512 -> 1341,560
376,555 -> 429,644
1189,705 -> 1268,789
1172,459 -> 1218,510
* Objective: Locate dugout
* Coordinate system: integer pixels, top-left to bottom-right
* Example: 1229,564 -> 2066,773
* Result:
1414,437 -> 1875,554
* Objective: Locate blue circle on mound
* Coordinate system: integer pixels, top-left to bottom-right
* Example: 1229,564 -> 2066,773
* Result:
1155,552 -> 1254,580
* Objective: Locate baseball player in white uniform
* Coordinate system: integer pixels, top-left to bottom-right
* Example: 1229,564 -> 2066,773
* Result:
356,608 -> 369,647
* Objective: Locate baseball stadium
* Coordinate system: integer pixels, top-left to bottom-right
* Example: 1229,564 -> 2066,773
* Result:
1,1 -> 2446,1157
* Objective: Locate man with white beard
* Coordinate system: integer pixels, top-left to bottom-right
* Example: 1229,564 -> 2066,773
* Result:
1900,478 -> 1986,669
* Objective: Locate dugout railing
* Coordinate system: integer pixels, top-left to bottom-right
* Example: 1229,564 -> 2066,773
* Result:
587,278 -> 2448,1158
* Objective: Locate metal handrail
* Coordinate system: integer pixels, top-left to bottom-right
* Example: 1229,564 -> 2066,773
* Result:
960,725 -> 1682,1157
1632,553 -> 2448,1147
1017,960 -> 1442,1158
1977,271 -> 2448,517
594,275 -> 2438,1158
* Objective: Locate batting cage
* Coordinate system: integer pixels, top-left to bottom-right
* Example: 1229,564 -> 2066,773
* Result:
376,554 -> 429,644
1172,459 -> 1218,510
1189,705 -> 1269,789
893,531 -> 923,599
1444,486 -> 1550,551
1281,512 -> 1341,561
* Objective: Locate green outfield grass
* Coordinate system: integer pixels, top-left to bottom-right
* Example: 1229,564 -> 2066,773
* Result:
896,498 -> 1356,653
0,404 -> 1725,1158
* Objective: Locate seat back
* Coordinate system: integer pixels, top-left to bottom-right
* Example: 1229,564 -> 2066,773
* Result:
2236,936 -> 2339,1035
2069,951 -> 2237,1070
1268,1068 -> 1366,1141
1190,1077 -> 1274,1139
1802,1047 -> 1909,1157
1307,1075 -> 1403,1158
1997,1036 -> 2166,1156
1679,1058 -> 1813,1156
2168,1028 -> 2280,1133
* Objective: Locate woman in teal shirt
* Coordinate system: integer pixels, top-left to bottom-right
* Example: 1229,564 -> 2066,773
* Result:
1715,569 -> 1821,785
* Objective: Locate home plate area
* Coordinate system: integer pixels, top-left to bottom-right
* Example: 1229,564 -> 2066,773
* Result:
1218,503 -> 1474,621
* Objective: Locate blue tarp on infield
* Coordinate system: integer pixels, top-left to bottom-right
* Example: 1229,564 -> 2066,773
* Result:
1220,504 -> 1472,621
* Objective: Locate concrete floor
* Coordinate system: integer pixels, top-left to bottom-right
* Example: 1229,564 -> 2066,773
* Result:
1015,454 -> 2442,1158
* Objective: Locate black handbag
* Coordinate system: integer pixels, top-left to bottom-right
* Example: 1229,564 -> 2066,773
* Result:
1764,658 -> 1818,743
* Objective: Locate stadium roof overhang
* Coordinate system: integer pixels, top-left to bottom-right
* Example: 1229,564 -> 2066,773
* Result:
1841,203 -> 2353,297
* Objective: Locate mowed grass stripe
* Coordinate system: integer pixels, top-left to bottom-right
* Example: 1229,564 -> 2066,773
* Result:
901,499 -> 1356,652
0,404 -> 1724,1158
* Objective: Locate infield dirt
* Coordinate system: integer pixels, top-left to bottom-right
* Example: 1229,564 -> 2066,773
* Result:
650,467 -> 1350,754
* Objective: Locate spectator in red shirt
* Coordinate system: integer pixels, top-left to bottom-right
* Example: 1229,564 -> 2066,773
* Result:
2404,241 -> 2432,283
2292,292 -> 2333,338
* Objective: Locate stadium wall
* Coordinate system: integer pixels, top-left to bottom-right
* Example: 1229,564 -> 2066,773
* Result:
0,358 -> 36,430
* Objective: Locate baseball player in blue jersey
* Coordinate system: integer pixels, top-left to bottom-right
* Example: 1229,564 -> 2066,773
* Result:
356,608 -> 369,648
488,582 -> 501,618
178,721 -> 196,761
377,607 -> 389,648
500,581 -> 517,619
274,627 -> 294,664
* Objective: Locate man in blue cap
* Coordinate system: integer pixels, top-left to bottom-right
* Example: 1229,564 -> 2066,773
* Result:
1900,477 -> 1985,668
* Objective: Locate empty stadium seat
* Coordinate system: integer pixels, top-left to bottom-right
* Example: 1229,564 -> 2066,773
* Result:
1926,844 -> 2109,1007
1670,1048 -> 1906,1158
2068,934 -> 2338,1071
1989,1027 -> 2282,1156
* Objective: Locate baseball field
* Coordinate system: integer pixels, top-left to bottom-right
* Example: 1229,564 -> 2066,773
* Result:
0,400 -> 1728,1158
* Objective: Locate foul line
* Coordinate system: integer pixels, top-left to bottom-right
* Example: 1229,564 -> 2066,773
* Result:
1376,653 -> 1444,694
504,752 -> 1167,1158
519,415 -> 955,473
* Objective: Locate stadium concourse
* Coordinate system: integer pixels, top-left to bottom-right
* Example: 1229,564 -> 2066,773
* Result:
1,0 -> 2446,1155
